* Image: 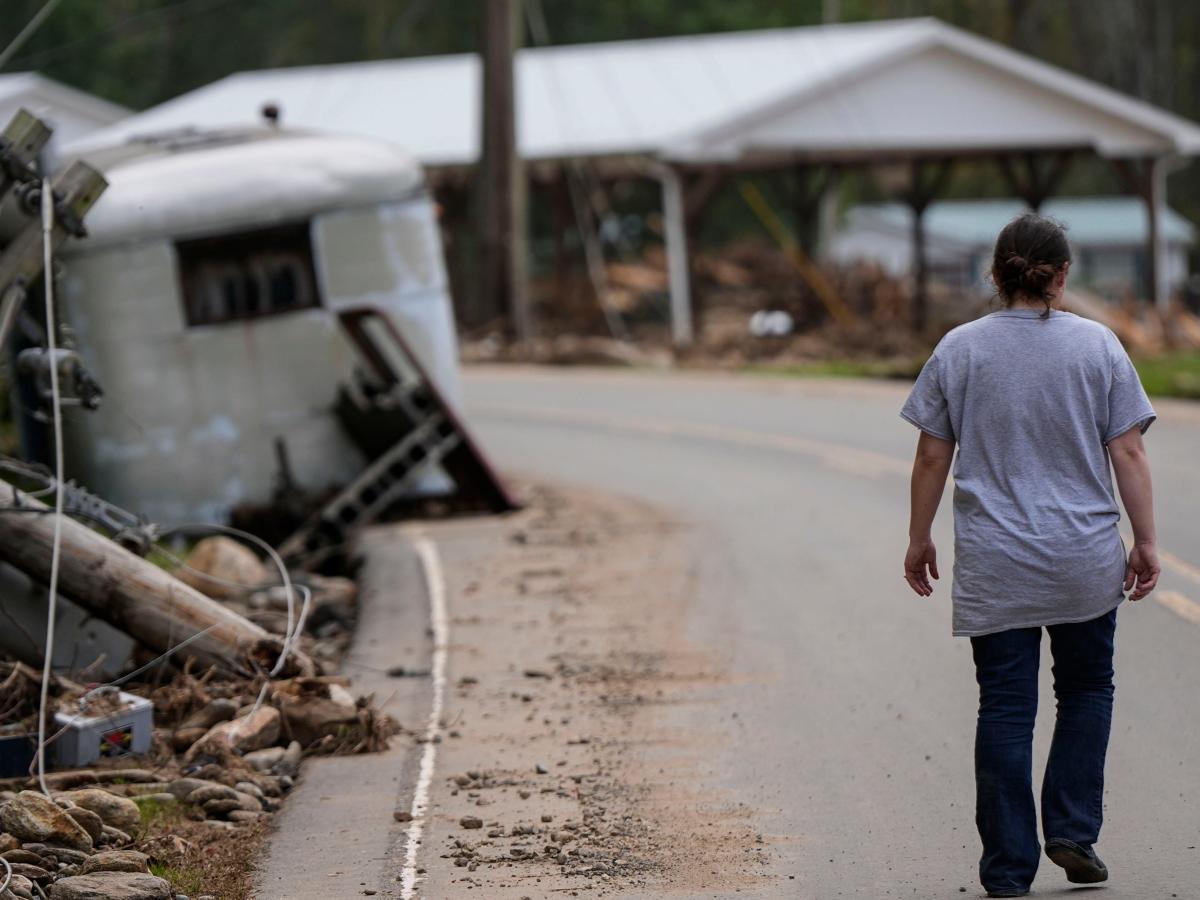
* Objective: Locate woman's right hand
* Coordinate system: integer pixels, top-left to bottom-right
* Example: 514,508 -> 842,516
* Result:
1125,542 -> 1160,601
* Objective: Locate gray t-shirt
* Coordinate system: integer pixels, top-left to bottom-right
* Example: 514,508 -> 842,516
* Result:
901,309 -> 1155,636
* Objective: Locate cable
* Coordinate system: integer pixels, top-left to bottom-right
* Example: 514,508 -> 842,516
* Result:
0,854 -> 11,896
1,0 -> 255,71
0,0 -> 67,71
159,523 -> 300,677
34,178 -> 62,798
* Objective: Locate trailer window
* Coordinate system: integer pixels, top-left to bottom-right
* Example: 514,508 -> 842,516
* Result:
176,223 -> 320,327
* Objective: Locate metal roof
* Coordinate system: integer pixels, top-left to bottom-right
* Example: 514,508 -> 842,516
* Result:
847,198 -> 1197,248
71,18 -> 1200,166
61,128 -> 424,250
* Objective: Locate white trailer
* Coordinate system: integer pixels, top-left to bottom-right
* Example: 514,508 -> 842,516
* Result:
44,126 -> 464,523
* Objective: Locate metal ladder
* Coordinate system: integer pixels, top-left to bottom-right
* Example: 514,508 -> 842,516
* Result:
279,307 -> 515,567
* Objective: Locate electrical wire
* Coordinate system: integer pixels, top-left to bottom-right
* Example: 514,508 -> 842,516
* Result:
33,178 -> 62,798
159,523 -> 300,677
0,0 -> 67,71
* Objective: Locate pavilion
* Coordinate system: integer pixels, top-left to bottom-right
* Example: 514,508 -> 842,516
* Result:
75,18 -> 1200,344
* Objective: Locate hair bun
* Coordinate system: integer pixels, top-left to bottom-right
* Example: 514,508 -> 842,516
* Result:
1020,261 -> 1056,293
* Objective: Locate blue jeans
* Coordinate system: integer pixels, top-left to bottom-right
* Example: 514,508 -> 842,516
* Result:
970,608 -> 1117,893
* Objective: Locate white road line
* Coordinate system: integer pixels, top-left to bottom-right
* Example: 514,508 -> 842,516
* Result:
400,536 -> 449,900
477,401 -> 1200,626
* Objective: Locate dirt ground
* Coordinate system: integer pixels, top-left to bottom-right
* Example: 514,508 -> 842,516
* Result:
410,481 -> 771,897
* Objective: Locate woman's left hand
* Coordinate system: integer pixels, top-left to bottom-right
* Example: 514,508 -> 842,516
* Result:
904,539 -> 939,596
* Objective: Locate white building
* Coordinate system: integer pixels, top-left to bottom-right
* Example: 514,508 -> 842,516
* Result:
829,198 -> 1196,300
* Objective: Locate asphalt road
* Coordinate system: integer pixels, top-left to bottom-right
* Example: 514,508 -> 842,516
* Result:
462,365 -> 1200,900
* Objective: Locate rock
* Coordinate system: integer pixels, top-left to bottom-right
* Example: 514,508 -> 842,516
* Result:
173,700 -> 239,749
0,832 -> 19,852
100,825 -> 132,846
255,777 -> 283,798
279,741 -> 302,777
280,698 -> 356,747
459,816 -> 483,829
49,872 -> 172,899
64,806 -> 105,842
165,779 -> 213,802
234,782 -> 264,801
231,791 -> 262,813
1,849 -> 46,865
7,862 -> 50,882
38,846 -> 89,865
58,790 -> 141,833
306,574 -> 357,608
0,792 -> 92,851
185,785 -> 237,806
227,810 -> 265,824
393,810 -> 412,823
242,747 -> 285,773
176,537 -> 269,600
185,707 -> 280,761
79,850 -> 150,875
201,800 -> 241,819
5,873 -> 34,899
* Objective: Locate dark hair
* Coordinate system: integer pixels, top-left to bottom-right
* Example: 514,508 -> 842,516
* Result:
991,213 -> 1071,316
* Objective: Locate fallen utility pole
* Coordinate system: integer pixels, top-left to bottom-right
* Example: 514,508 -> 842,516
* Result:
0,158 -> 108,351
0,485 -> 277,673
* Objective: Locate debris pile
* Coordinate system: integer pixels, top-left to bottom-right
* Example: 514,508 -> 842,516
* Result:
0,527 -> 400,898
467,239 -> 1200,371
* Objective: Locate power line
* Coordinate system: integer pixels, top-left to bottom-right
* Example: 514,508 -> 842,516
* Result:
3,0 -> 261,72
0,0 -> 67,71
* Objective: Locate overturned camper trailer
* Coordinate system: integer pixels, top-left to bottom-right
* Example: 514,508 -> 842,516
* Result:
32,126 -> 501,524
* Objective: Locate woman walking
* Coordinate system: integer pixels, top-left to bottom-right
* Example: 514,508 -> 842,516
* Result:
900,214 -> 1159,898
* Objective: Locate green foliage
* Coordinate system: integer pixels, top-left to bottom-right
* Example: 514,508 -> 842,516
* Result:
149,861 -> 204,895
748,351 -> 1200,401
2,0 -> 1197,260
1133,353 -> 1200,400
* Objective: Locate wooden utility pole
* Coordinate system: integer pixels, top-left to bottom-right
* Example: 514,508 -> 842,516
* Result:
477,0 -> 530,340
0,487 -> 280,674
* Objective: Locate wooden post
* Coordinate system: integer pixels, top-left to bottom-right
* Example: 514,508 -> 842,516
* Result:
1110,156 -> 1168,306
477,0 -> 529,340
660,166 -> 693,347
1149,156 -> 1169,309
904,159 -> 953,333
0,487 -> 278,673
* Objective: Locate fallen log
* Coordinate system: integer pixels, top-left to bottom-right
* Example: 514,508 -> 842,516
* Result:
0,486 -> 283,673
